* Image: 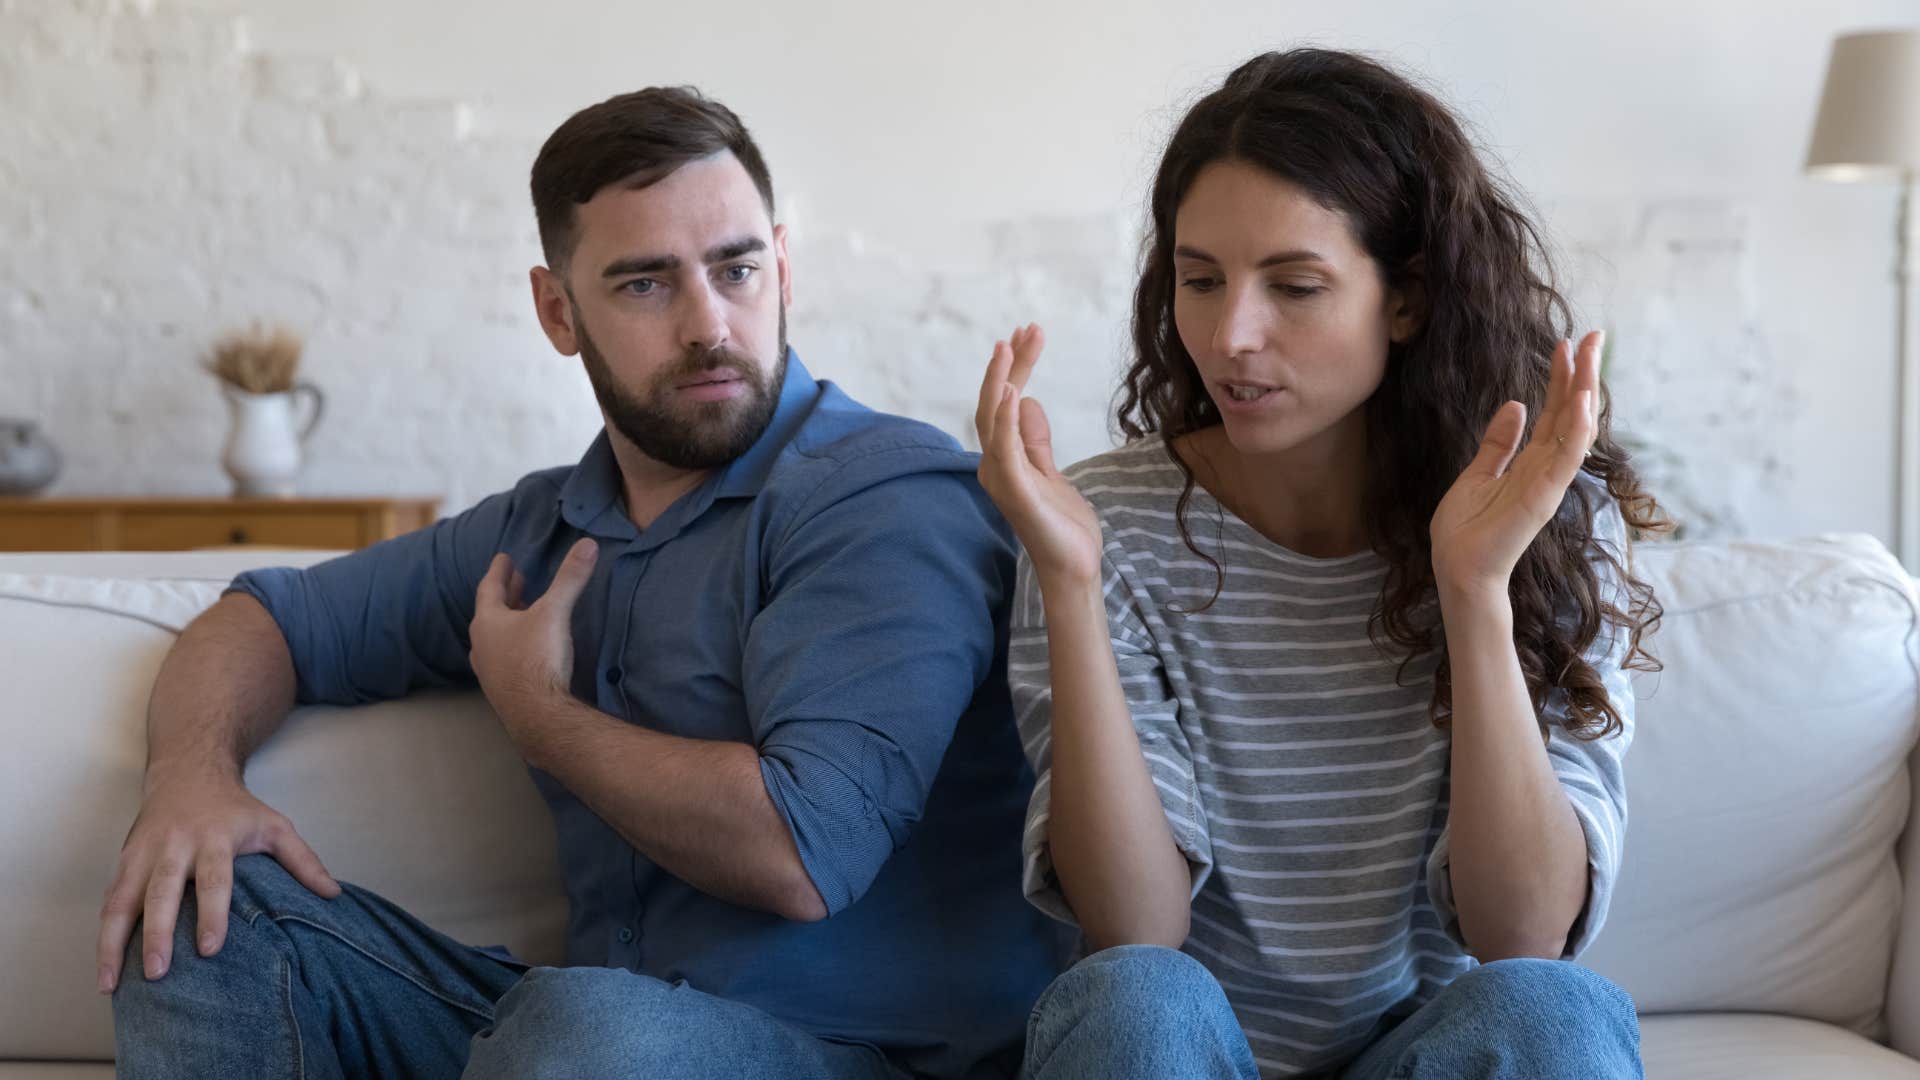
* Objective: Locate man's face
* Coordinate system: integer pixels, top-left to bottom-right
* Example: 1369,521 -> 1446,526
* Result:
534,151 -> 791,472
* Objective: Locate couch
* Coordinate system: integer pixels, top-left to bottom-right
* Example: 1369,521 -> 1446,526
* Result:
1,534 -> 1917,1078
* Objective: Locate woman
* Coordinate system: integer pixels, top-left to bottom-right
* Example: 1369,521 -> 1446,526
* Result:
976,49 -> 1663,1080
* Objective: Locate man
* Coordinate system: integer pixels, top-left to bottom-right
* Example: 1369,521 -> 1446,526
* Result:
100,86 -> 1064,1079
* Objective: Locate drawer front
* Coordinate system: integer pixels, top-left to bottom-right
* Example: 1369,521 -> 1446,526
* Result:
0,511 -> 98,551
118,510 -> 365,550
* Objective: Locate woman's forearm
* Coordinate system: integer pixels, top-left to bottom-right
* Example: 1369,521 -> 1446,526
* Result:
1039,572 -> 1193,951
1438,582 -> 1589,961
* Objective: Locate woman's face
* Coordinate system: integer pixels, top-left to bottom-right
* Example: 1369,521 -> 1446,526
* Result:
1171,159 -> 1418,459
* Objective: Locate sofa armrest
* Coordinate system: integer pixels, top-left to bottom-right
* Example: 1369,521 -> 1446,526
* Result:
1884,587 -> 1920,1055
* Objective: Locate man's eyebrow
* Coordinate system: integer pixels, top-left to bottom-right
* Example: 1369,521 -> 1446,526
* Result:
705,237 -> 766,263
599,238 -> 766,279
1172,244 -> 1329,268
602,254 -> 679,278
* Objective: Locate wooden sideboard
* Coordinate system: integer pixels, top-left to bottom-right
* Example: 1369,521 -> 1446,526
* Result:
0,497 -> 442,552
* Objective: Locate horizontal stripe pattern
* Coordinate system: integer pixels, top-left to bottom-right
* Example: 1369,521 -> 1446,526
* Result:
1010,438 -> 1634,1079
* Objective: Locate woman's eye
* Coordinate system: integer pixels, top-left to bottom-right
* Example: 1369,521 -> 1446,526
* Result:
1278,284 -> 1324,298
1179,277 -> 1219,292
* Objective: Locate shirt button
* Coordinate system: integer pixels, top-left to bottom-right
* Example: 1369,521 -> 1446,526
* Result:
617,927 -> 634,944
606,666 -> 623,685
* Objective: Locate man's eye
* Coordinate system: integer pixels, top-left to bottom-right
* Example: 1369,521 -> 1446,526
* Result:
723,265 -> 756,284
622,279 -> 658,296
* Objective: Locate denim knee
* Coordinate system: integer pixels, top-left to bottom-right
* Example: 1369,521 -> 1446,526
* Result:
113,854 -> 286,982
224,852 -> 337,922
1026,944 -> 1251,1077
1451,959 -> 1641,1057
472,967 -> 693,1075
492,966 -> 668,1030
110,858 -> 303,1068
1055,944 -> 1222,1005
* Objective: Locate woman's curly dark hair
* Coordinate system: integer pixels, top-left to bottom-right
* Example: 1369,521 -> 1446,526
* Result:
1118,48 -> 1666,739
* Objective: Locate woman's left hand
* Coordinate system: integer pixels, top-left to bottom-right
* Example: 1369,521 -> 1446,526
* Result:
1429,330 -> 1603,598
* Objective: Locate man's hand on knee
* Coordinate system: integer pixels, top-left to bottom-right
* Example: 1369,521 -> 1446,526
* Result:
96,766 -> 339,994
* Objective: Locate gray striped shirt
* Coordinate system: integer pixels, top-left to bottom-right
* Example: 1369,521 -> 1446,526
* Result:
1009,437 -> 1632,1078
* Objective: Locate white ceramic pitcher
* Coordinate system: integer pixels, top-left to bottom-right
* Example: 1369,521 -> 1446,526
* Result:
221,381 -> 326,498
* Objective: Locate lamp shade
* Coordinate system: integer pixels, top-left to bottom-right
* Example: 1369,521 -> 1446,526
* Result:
1806,29 -> 1920,182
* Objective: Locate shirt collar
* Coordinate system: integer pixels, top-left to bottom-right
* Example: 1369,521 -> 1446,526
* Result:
713,348 -> 818,499
556,347 -> 820,535
557,428 -> 630,539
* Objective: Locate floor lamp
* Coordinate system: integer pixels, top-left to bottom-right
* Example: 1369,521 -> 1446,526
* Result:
1806,29 -> 1920,570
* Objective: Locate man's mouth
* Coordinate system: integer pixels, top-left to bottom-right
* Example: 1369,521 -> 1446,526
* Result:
676,369 -> 750,404
679,370 -> 744,389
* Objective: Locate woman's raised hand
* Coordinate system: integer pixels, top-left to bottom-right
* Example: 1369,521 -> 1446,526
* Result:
974,324 -> 1104,586
1428,331 -> 1603,598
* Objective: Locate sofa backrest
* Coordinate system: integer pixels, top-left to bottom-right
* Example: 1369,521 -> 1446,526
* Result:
1578,534 -> 1920,1036
0,552 -> 567,1062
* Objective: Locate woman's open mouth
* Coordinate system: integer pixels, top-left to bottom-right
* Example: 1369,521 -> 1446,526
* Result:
1217,382 -> 1285,412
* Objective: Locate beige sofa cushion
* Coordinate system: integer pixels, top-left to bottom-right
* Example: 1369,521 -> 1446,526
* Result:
0,557 -> 566,1062
0,1065 -> 117,1079
1640,1014 -> 1920,1078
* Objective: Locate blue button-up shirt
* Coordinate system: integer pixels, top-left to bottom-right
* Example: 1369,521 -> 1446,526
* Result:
230,352 -> 1066,1075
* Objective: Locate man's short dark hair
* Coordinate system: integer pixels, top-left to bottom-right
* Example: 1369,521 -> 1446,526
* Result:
530,87 -> 775,271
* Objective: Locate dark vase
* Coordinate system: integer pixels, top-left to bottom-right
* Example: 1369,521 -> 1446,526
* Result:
0,419 -> 61,495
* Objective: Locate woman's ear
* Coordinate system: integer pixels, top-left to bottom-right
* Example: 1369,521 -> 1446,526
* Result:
1387,255 -> 1426,344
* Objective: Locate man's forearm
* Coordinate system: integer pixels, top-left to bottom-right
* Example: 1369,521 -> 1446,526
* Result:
146,593 -> 298,788
1439,584 -> 1589,961
502,695 -> 829,922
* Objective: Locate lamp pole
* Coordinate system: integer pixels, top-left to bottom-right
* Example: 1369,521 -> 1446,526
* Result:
1900,177 -> 1920,571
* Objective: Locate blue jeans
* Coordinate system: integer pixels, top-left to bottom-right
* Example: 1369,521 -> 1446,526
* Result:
111,854 -> 915,1079
1019,945 -> 1643,1080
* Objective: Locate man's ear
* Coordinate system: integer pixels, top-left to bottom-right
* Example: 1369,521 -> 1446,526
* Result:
1387,255 -> 1426,345
773,222 -> 793,311
530,265 -> 580,356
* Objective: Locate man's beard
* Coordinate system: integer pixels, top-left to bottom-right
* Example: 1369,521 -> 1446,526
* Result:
574,305 -> 788,472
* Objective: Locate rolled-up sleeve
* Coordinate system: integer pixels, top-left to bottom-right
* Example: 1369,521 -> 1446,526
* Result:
1008,550 -> 1214,926
1425,488 -> 1636,958
746,464 -> 1010,916
224,491 -> 514,706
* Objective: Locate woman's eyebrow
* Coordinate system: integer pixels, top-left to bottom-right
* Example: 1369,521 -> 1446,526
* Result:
1171,244 -> 1329,267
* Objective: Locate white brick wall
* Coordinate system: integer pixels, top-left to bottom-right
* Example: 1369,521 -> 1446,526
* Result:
0,0 -> 1885,543
2,0 -> 1141,513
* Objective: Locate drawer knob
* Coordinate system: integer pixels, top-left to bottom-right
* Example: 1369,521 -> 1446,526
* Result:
229,527 -> 250,544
